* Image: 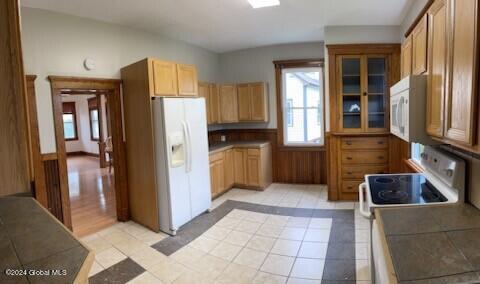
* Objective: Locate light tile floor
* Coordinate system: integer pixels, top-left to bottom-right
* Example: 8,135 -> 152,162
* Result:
83,183 -> 372,284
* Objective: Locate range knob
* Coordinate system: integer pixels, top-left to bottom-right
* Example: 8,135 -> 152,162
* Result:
420,153 -> 428,160
443,169 -> 454,177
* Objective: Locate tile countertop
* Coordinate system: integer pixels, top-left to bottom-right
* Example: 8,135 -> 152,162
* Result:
0,197 -> 93,284
376,204 -> 480,283
209,140 -> 271,154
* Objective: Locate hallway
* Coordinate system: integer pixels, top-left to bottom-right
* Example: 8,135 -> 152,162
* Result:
68,155 -> 116,237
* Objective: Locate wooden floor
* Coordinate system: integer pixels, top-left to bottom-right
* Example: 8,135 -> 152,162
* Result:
67,156 -> 117,237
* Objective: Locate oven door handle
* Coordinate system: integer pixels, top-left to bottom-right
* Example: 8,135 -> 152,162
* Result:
359,182 -> 371,218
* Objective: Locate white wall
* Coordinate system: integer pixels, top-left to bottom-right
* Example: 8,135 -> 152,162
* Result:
20,7 -> 220,154
324,26 -> 401,45
62,95 -> 103,154
217,42 -> 325,129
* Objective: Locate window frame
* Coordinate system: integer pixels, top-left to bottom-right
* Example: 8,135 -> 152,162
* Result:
274,60 -> 325,148
62,102 -> 78,141
88,97 -> 100,142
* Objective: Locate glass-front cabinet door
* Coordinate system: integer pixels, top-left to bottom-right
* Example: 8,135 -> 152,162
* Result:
337,55 -> 388,133
366,56 -> 388,132
338,55 -> 362,132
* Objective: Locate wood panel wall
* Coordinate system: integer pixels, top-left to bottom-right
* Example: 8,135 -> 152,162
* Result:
42,153 -> 64,222
389,135 -> 412,173
0,0 -> 30,197
209,129 -> 327,184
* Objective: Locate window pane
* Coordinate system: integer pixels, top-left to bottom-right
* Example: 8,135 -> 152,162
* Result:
90,109 -> 100,140
411,143 -> 425,162
283,67 -> 323,145
63,114 -> 76,139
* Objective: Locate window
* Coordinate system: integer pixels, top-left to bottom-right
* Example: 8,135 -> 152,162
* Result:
62,102 -> 78,141
411,142 -> 425,163
88,97 -> 100,141
281,67 -> 324,146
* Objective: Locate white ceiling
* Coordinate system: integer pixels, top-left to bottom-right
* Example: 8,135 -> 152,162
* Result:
21,0 -> 413,53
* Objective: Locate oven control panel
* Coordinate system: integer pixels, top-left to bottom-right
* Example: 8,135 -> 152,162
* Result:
420,146 -> 465,190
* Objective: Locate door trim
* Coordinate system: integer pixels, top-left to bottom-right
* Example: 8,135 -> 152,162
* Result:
48,76 -> 129,229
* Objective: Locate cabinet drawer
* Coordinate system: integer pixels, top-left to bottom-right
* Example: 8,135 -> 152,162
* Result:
209,151 -> 225,163
341,137 -> 388,150
342,180 -> 362,193
247,148 -> 260,156
342,150 -> 388,165
342,165 -> 389,179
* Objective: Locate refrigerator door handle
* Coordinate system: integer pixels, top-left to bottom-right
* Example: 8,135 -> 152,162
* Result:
185,121 -> 193,173
181,121 -> 190,173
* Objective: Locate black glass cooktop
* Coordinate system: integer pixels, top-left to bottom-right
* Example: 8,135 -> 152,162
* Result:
367,174 -> 448,205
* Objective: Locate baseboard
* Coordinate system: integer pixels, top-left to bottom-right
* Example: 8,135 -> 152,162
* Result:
66,151 -> 100,157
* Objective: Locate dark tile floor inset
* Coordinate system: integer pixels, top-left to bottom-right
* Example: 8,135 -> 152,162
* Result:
322,259 -> 356,281
326,243 -> 355,260
89,258 -> 145,284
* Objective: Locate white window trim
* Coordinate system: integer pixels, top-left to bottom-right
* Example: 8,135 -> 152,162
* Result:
281,67 -> 324,146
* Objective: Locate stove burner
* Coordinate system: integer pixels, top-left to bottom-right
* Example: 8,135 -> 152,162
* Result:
378,189 -> 409,202
375,177 -> 396,184
399,176 -> 413,182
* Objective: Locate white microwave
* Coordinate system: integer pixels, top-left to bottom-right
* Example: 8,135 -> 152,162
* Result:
390,75 -> 436,144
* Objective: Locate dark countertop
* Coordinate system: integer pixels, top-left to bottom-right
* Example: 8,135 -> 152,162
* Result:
376,204 -> 480,283
209,140 -> 271,154
0,197 -> 93,284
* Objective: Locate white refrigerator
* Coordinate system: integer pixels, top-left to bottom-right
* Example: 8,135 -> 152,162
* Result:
152,97 -> 211,235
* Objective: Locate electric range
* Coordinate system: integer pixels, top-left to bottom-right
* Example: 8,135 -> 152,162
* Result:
358,146 -> 466,217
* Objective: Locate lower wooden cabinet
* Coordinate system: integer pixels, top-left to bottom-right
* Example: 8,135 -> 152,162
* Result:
209,152 -> 225,197
209,143 -> 272,198
224,149 -> 234,189
328,134 -> 390,201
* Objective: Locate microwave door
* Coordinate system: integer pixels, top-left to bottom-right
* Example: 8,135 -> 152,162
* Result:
398,96 -> 405,135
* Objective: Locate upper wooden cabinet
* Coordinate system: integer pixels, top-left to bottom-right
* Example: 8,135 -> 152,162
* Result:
124,58 -> 198,97
426,0 -> 448,138
444,0 -> 478,145
219,84 -> 239,123
412,14 -> 428,75
209,84 -> 220,124
401,35 -> 413,78
177,64 -> 198,97
401,15 -> 428,79
334,54 -> 390,133
198,82 -> 211,123
237,82 -> 268,122
152,60 -> 178,96
425,0 -> 479,149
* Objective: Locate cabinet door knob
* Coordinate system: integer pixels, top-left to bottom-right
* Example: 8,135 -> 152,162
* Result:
377,141 -> 384,145
347,171 -> 353,175
346,141 -> 352,145
346,157 -> 353,160
378,156 -> 384,160
363,92 -> 367,96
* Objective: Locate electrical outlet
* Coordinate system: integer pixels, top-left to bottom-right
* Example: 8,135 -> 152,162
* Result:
221,135 -> 226,142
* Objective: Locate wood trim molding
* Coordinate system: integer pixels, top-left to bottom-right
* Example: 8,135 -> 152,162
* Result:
49,76 -> 129,229
404,159 -> 425,173
273,58 -> 324,68
327,44 -> 401,56
404,0 -> 435,37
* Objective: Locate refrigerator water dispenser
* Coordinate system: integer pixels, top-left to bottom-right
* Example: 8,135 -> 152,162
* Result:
169,132 -> 185,167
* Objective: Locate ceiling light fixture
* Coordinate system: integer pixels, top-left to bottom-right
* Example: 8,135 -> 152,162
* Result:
248,0 -> 280,9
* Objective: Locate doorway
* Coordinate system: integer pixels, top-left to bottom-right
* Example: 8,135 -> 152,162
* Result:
48,76 -> 128,236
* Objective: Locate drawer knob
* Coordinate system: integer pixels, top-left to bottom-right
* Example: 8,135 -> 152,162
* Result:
347,171 -> 353,175
378,156 -> 384,160
348,186 -> 353,189
377,141 -> 384,145
346,141 -> 352,145
346,157 -> 353,160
